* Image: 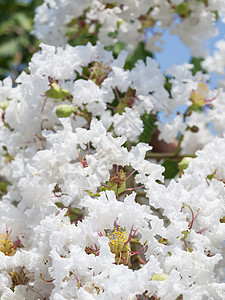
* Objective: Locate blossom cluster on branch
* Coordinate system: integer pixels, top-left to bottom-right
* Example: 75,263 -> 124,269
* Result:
0,1 -> 225,299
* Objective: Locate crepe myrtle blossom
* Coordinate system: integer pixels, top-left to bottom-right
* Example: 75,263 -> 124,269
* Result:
0,56 -> 225,300
33,0 -> 224,54
10,118 -> 164,209
0,41 -> 174,166
203,38 -> 225,88
2,2 -> 225,299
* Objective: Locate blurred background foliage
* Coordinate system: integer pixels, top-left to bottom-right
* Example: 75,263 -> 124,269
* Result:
0,0 -> 42,81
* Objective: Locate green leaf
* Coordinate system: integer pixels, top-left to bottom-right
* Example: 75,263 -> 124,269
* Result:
162,159 -> 179,179
107,180 -> 126,195
0,37 -> 19,56
0,177 -> 11,194
139,114 -> 156,143
207,171 -> 216,180
104,41 -> 125,57
14,12 -> 32,30
190,57 -> 207,75
124,41 -> 153,70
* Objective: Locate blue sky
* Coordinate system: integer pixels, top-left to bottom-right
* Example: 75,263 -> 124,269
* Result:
154,19 -> 225,89
152,19 -> 225,123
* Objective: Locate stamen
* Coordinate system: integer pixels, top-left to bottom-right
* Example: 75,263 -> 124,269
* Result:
40,273 -> 55,283
126,169 -> 136,181
114,88 -> 122,103
87,142 -> 91,155
125,185 -> 145,191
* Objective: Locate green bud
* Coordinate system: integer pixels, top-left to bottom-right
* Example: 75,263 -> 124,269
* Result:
175,3 -> 190,17
0,177 -> 11,194
190,125 -> 199,133
0,100 -> 9,110
56,104 -> 73,118
45,83 -> 71,101
151,273 -> 169,281
158,238 -> 168,245
220,217 -> 225,223
178,157 -> 193,172
116,18 -> 124,28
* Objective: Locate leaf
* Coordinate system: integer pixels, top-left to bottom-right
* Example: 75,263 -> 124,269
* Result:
139,113 -> 156,143
162,159 -> 179,179
124,41 -> 153,70
0,37 -> 19,56
190,57 -> 207,75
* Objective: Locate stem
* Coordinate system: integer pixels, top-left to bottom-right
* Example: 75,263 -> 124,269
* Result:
114,87 -> 122,103
106,104 -> 119,110
137,255 -> 146,265
146,152 -> 196,160
196,228 -> 208,234
182,204 -> 195,229
125,185 -> 145,191
183,239 -> 189,251
87,142 -> 91,155
173,134 -> 184,156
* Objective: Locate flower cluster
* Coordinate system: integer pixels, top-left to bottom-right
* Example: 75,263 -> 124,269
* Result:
33,0 -> 225,55
0,1 -> 225,300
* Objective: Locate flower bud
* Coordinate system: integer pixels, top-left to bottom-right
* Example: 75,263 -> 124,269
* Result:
190,125 -> 199,133
175,3 -> 190,17
0,100 -> 9,110
55,104 -> 73,118
178,157 -> 193,172
151,273 -> 169,281
46,83 -> 71,101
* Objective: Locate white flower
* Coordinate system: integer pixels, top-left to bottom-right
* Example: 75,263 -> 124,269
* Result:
113,108 -> 143,142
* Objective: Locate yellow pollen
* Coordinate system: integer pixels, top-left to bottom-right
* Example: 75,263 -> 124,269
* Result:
0,232 -> 15,256
108,227 -> 131,264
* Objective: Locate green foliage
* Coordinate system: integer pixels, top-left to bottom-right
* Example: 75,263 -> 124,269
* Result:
104,42 -> 125,57
0,176 -> 11,198
190,57 -> 207,75
139,114 -> 156,143
64,17 -> 101,47
0,0 -> 42,80
162,159 -> 179,179
124,41 -> 153,70
164,75 -> 172,98
195,0 -> 208,6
